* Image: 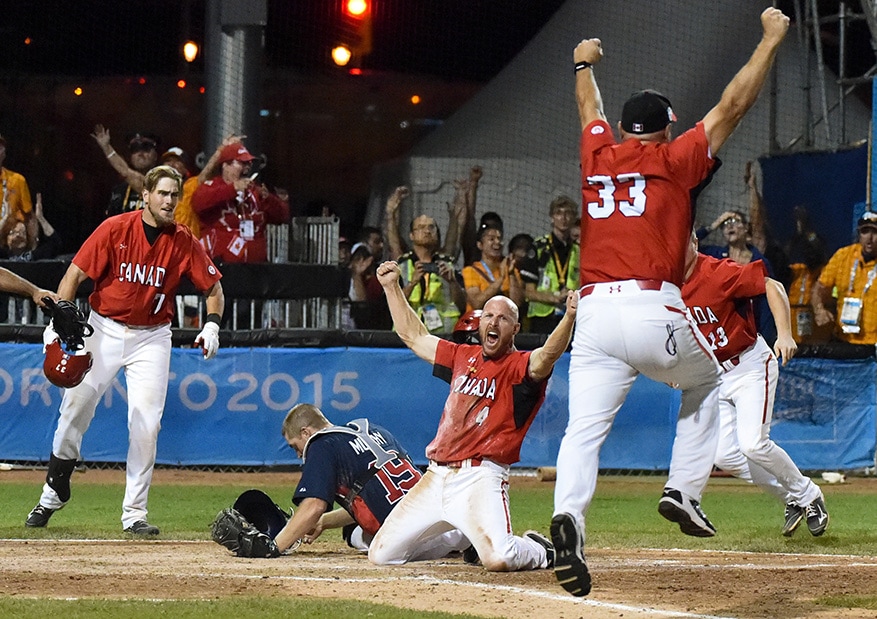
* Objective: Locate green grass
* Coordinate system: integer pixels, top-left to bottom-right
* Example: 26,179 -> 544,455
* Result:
3,473 -> 877,617
0,597 -> 495,619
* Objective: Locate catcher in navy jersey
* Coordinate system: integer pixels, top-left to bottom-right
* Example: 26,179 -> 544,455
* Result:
273,403 -> 469,557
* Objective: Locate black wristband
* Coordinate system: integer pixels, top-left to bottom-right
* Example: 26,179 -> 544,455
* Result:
206,313 -> 221,325
574,61 -> 592,73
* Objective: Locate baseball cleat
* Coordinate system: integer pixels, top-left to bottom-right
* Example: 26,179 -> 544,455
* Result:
25,504 -> 57,528
550,513 -> 591,596
124,520 -> 160,536
804,496 -> 829,537
658,488 -> 716,537
524,530 -> 555,569
462,544 -> 481,566
782,503 -> 805,537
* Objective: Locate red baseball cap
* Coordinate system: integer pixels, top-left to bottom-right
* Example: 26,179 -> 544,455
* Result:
218,142 -> 257,164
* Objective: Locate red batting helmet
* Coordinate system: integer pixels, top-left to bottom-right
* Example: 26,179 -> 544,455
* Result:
43,341 -> 93,388
452,310 -> 482,344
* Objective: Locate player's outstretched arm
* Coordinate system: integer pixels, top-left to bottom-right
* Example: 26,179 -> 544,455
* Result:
0,267 -> 55,306
573,38 -> 606,130
765,277 -> 797,365
376,261 -> 440,364
274,497 -> 329,553
702,8 -> 789,154
528,290 -> 577,381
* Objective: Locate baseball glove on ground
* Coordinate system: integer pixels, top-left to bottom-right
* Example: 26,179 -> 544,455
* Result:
211,508 -> 280,558
42,297 -> 93,352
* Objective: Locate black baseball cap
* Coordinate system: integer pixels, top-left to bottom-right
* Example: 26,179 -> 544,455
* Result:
858,211 -> 877,231
621,90 -> 677,135
127,132 -> 159,152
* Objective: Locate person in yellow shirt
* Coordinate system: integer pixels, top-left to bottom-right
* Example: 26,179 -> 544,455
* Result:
462,224 -> 524,312
0,134 -> 36,241
812,212 -> 877,345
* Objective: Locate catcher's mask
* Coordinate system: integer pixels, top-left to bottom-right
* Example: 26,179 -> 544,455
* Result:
233,489 -> 290,538
43,341 -> 93,388
452,309 -> 482,344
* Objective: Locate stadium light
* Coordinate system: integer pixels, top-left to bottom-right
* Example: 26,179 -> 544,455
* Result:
332,45 -> 353,67
183,41 -> 199,63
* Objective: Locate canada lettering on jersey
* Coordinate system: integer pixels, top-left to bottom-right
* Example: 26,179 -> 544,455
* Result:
452,375 -> 497,399
687,305 -> 719,325
118,263 -> 166,288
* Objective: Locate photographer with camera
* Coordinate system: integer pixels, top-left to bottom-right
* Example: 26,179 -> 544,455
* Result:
395,214 -> 467,334
462,223 -> 525,313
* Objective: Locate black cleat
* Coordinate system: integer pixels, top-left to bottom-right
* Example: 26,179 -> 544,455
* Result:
805,496 -> 829,537
124,520 -> 160,536
25,504 -> 57,528
550,513 -> 591,596
658,488 -> 716,537
524,530 -> 555,569
782,503 -> 805,537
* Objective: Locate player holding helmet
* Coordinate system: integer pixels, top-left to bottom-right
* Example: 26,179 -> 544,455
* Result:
26,165 -> 224,535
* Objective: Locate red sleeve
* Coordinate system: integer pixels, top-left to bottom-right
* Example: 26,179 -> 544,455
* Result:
179,228 -> 222,292
72,217 -> 115,280
259,192 -> 291,224
716,258 -> 768,300
665,122 -> 713,190
191,177 -> 236,214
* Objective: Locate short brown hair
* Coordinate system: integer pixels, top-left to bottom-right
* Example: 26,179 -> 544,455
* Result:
143,165 -> 183,193
281,403 -> 331,439
549,195 -> 578,216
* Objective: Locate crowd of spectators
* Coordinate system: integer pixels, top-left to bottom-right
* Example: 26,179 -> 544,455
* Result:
2,123 -> 875,345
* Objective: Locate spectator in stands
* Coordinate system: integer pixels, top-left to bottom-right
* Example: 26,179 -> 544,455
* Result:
338,236 -> 352,268
348,227 -> 392,330
812,211 -> 877,345
0,193 -> 60,261
99,130 -> 160,216
462,224 -> 524,312
0,133 -> 37,243
526,196 -> 581,334
92,125 -> 240,238
785,205 -> 831,344
385,183 -> 466,262
394,213 -> 467,334
508,233 -> 538,331
191,141 -> 290,264
456,166 -> 482,265
570,216 -> 581,244
698,207 -> 777,345
745,161 -> 790,288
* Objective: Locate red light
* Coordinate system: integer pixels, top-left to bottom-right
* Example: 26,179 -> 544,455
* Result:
344,0 -> 369,18
24,37 -> 32,45
199,86 -> 206,94
138,77 -> 147,85
63,170 -> 75,182
177,80 -> 187,89
348,67 -> 362,76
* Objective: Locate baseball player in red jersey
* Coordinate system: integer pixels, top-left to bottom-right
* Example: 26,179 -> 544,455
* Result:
551,8 -> 790,597
369,260 -> 576,572
26,165 -> 224,535
682,235 -> 829,537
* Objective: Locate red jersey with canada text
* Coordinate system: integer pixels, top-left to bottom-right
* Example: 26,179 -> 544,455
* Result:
427,339 -> 548,465
682,254 -> 767,362
73,210 -> 221,326
579,119 -> 714,287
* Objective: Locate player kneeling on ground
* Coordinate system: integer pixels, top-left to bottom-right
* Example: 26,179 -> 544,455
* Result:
368,260 -> 576,572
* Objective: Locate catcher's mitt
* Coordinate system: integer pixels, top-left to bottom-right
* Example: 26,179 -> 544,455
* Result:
42,297 -> 93,352
211,508 -> 280,558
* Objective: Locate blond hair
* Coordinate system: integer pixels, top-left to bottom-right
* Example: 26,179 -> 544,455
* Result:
281,403 -> 331,439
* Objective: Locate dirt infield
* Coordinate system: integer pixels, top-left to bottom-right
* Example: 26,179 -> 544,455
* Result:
3,470 -> 877,618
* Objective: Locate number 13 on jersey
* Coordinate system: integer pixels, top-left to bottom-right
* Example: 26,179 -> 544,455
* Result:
586,173 -> 647,218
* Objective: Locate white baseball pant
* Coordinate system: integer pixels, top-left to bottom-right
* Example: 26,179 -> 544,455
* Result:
370,459 -> 548,571
554,281 -> 722,537
713,335 -> 821,507
40,312 -> 172,529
